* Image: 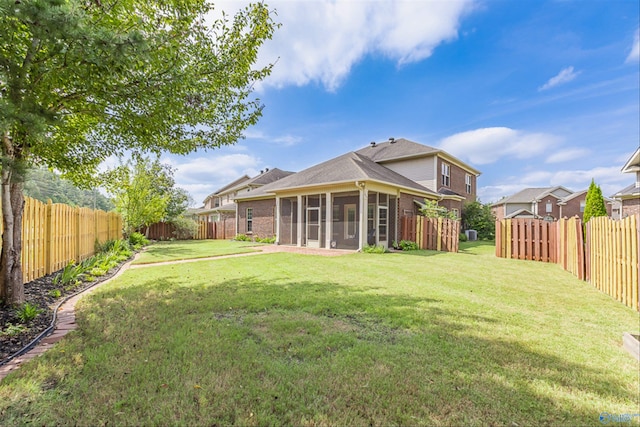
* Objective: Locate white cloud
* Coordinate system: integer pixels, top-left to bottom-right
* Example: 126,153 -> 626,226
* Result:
538,66 -> 581,91
211,0 -> 474,91
439,127 -> 562,165
162,154 -> 262,205
545,148 -> 590,163
625,29 -> 639,64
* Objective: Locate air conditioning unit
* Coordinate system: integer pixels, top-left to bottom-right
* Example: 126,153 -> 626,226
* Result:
465,230 -> 477,241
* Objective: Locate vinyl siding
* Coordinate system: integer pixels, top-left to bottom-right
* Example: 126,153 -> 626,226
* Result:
382,157 -> 437,192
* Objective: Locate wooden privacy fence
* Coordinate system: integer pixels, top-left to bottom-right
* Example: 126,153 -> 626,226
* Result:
400,216 -> 460,252
495,215 -> 640,311
147,220 -> 225,240
587,215 -> 639,310
3,197 -> 123,284
495,218 -> 558,262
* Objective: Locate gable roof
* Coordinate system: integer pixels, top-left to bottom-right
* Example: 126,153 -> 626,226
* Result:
355,138 -> 481,176
613,183 -> 640,199
203,175 -> 251,202
492,186 -> 573,206
621,147 -> 640,173
504,208 -> 541,219
236,151 -> 440,200
227,168 -> 293,192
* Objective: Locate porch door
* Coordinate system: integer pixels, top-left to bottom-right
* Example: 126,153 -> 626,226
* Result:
378,205 -> 388,249
306,207 -> 320,248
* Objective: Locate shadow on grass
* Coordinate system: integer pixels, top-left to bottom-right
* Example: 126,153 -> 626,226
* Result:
2,274 -> 636,426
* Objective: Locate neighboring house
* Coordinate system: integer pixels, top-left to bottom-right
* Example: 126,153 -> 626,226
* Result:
234,138 -> 481,251
492,186 -> 614,222
612,147 -> 640,218
491,186 -> 573,221
195,168 -> 293,222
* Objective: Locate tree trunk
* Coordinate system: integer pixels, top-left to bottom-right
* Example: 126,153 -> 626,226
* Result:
0,164 -> 25,305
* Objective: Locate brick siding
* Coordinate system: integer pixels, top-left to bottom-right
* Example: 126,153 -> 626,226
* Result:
237,199 -> 276,238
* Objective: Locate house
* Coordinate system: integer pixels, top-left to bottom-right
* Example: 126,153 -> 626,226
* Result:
612,147 -> 640,218
234,137 -> 481,250
195,168 -> 293,223
491,186 -> 573,221
492,186 -> 614,222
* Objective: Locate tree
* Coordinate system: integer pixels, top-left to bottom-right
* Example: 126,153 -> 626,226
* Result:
0,0 -> 277,304
418,199 -> 457,219
461,201 -> 496,240
103,157 -> 172,236
24,167 -> 114,211
583,179 -> 608,225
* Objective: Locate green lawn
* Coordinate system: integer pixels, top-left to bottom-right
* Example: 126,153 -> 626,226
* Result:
131,239 -> 260,264
1,241 -> 638,426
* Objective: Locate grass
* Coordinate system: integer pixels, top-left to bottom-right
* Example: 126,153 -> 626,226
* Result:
1,241 -> 639,426
131,239 -> 260,265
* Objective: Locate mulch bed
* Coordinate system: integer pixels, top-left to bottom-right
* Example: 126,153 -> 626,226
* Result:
0,263 -> 127,364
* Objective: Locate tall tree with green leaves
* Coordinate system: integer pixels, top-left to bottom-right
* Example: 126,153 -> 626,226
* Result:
583,179 -> 608,225
103,157 -> 168,235
0,0 -> 277,304
461,201 -> 495,240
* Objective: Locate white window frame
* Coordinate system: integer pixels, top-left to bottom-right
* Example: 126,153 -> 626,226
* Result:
246,208 -> 253,233
442,163 -> 451,187
465,174 -> 472,194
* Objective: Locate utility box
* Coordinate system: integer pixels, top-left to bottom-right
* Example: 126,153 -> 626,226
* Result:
465,230 -> 478,241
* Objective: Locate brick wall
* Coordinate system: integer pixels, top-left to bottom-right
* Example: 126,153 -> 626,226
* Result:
437,158 -> 476,202
237,199 -> 276,238
622,198 -> 640,218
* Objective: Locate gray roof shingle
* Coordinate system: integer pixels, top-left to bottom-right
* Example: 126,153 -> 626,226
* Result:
236,151 -> 439,200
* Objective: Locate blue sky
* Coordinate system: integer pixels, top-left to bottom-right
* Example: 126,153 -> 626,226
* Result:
160,0 -> 640,206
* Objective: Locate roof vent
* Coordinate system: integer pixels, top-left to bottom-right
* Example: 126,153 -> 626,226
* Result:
370,141 -> 376,148
389,137 -> 396,143
260,170 -> 264,174
265,167 -> 269,172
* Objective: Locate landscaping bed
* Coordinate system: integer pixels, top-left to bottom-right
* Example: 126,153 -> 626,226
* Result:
0,262 -> 128,364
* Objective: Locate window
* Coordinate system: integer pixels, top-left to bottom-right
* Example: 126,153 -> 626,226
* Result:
452,208 -> 459,219
441,163 -> 450,187
580,201 -> 585,212
465,174 -> 472,194
246,208 -> 253,232
545,202 -> 552,213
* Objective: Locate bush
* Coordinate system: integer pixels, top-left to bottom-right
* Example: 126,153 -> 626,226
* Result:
234,234 -> 252,242
459,232 -> 468,242
53,260 -> 85,287
171,216 -> 199,240
363,244 -> 386,254
128,232 -> 149,249
394,240 -> 418,251
255,236 -> 276,244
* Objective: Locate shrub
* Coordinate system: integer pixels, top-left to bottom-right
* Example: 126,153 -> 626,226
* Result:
16,302 -> 42,324
53,261 -> 85,287
48,289 -> 62,298
171,216 -> 199,240
234,234 -> 252,242
255,236 -> 276,244
459,232 -> 468,242
397,240 -> 418,251
363,244 -> 386,254
128,232 -> 149,249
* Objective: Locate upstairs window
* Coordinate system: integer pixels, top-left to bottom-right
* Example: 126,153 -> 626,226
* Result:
465,174 -> 472,194
441,163 -> 450,187
545,202 -> 553,213
580,201 -> 585,212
